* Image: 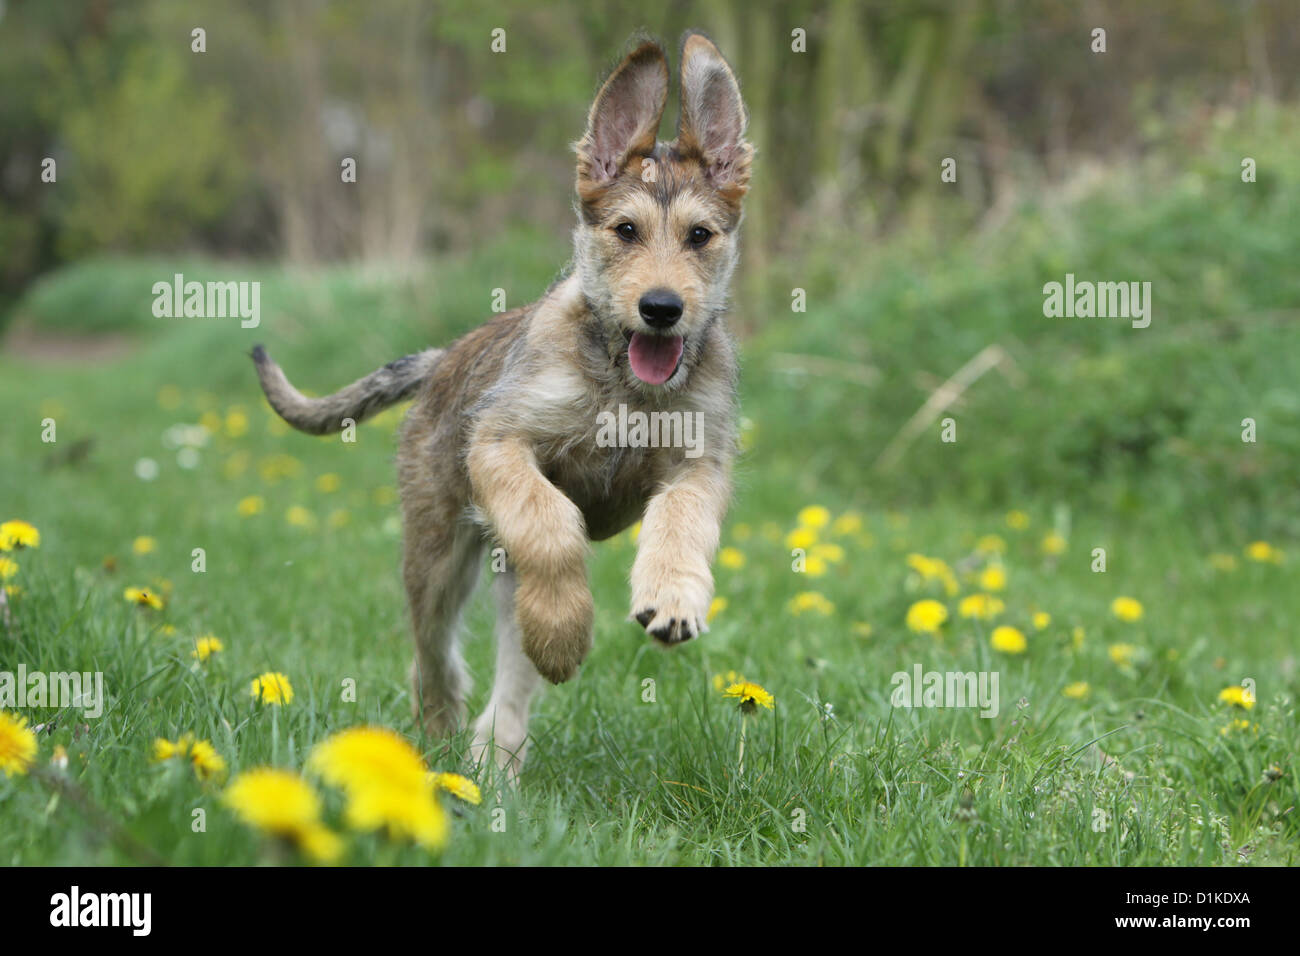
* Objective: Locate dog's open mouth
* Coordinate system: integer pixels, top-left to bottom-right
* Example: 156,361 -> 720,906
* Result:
626,331 -> 684,385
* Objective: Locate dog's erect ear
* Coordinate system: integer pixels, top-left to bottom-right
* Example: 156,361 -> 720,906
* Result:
575,39 -> 668,201
675,32 -> 752,202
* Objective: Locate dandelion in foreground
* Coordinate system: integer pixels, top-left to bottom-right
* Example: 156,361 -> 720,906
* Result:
308,726 -> 448,850
905,598 -> 948,634
990,626 -> 1027,654
831,512 -> 863,536
224,768 -> 342,863
0,520 -> 40,551
1110,596 -> 1144,622
797,505 -> 831,530
978,564 -> 1007,592
124,586 -> 164,610
723,681 -> 775,714
1244,541 -> 1283,564
718,546 -> 746,570
0,711 -> 38,776
429,772 -> 482,806
1032,611 -> 1051,631
193,634 -> 224,662
132,536 -> 157,555
250,672 -> 294,705
721,681 -> 773,779
1217,685 -> 1255,710
958,593 -> 1003,620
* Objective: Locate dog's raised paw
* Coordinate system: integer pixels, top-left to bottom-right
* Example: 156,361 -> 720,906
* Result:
632,603 -> 706,645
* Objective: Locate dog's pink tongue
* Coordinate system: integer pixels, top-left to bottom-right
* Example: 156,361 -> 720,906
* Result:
628,333 -> 684,385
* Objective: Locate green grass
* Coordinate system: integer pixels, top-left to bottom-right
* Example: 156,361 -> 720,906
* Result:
1,151 -> 1298,865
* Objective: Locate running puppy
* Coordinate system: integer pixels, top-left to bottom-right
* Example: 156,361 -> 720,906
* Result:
253,32 -> 751,773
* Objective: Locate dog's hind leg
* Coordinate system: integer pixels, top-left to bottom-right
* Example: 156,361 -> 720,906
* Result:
471,568 -> 542,778
405,518 -> 484,738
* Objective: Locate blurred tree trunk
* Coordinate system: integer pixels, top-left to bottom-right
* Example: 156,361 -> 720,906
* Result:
739,0 -> 774,327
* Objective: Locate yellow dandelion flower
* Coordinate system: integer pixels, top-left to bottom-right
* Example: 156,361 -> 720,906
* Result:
225,409 -> 249,438
237,495 -> 265,517
957,593 -> 1004,620
718,547 -> 746,570
707,596 -> 728,623
797,506 -> 831,530
193,635 -> 224,662
801,554 -> 828,577
785,527 -> 818,551
789,591 -> 835,616
188,740 -> 228,782
1032,611 -> 1051,631
0,711 -> 38,776
1217,685 -> 1256,710
315,473 -> 341,494
990,626 -> 1027,654
831,512 -> 863,536
224,768 -> 341,862
1219,718 -> 1257,736
250,672 -> 294,706
905,598 -> 948,634
152,734 -> 195,762
345,781 -> 449,850
132,536 -> 157,555
0,557 -> 17,581
1062,681 -> 1090,699
286,506 -> 316,529
722,681 -> 775,713
0,520 -> 40,551
258,454 -> 302,483
1041,531 -> 1066,555
906,553 -> 959,595
978,564 -> 1007,592
810,542 -> 845,564
732,523 -> 753,542
1111,596 -> 1144,622
1244,541 -> 1283,564
975,534 -> 1006,555
1005,510 -> 1030,530
1107,642 -> 1137,667
429,772 -> 482,805
124,586 -> 164,610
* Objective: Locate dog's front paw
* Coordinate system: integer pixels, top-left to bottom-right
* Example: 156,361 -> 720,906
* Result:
516,573 -> 593,684
631,578 -> 711,646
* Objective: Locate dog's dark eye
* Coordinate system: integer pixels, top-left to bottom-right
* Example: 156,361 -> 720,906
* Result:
615,222 -> 638,241
688,226 -> 712,248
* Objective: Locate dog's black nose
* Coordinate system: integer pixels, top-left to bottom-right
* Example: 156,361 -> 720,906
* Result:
638,290 -> 683,328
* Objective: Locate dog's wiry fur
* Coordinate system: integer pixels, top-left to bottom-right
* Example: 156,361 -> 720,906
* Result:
252,32 -> 750,776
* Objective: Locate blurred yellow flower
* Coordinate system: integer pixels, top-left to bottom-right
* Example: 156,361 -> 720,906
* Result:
789,591 -> 835,616
786,527 -> 817,551
975,534 -> 1006,555
906,553 -> 959,595
224,768 -> 341,863
1217,685 -> 1256,710
1032,611 -> 1051,631
250,672 -> 294,705
707,596 -> 728,623
225,408 -> 250,438
0,558 -> 17,581
327,509 -> 351,529
286,506 -> 317,529
831,512 -> 863,536
237,495 -> 265,517
193,634 -> 224,662
1244,541 -> 1284,564
802,554 -> 828,577
851,621 -> 873,638
1111,596 -> 1144,622
797,506 -> 831,530
732,523 -> 753,542
712,670 -> 746,693
1107,643 -> 1137,667
1062,681 -> 1090,699
1071,626 -> 1086,649
1219,718 -> 1257,736
978,564 -> 1007,592
1005,510 -> 1030,530
990,626 -> 1026,654
0,711 -> 38,776
152,734 -> 226,782
315,473 -> 342,494
124,586 -> 163,610
957,593 -> 1004,620
1041,532 -> 1066,556
718,547 -> 746,569
810,543 -> 845,564
905,599 -> 948,634
429,772 -> 482,805
0,520 -> 40,551
1208,553 -> 1237,572
132,536 -> 157,555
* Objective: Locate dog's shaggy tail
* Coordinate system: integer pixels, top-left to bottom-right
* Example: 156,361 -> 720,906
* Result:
251,345 -> 443,435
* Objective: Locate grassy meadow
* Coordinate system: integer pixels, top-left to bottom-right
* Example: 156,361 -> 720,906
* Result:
1,115 -> 1298,866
